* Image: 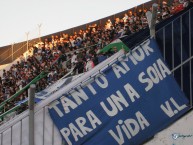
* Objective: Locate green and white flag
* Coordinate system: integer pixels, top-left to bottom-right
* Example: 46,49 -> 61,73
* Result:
98,38 -> 129,54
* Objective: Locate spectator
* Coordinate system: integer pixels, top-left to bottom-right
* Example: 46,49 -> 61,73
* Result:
85,57 -> 95,71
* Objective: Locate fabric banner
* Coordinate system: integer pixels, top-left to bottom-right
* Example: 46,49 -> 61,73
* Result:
16,73 -> 82,106
35,73 -> 82,102
48,38 -> 189,145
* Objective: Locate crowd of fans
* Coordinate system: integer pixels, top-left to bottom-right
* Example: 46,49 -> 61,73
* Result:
0,0 -> 192,121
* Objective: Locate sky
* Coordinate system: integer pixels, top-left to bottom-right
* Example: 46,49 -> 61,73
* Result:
0,0 -> 150,47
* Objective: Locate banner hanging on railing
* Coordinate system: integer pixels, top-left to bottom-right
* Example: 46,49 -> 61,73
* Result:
48,38 -> 189,145
35,73 -> 82,102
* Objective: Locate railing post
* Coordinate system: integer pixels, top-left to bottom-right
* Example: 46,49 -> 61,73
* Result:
146,3 -> 158,38
28,84 -> 35,145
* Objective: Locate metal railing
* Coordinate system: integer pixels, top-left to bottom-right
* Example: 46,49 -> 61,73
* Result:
156,6 -> 193,107
0,38 -> 38,65
0,43 -> 27,64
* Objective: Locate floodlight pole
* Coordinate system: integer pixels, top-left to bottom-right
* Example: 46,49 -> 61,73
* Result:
26,32 -> 30,52
146,3 -> 158,38
28,84 -> 35,145
38,24 -> 42,42
11,43 -> 14,62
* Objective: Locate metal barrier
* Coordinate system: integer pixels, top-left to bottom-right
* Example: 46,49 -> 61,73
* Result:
0,4 -> 192,145
156,6 -> 193,107
0,43 -> 26,64
0,38 -> 38,65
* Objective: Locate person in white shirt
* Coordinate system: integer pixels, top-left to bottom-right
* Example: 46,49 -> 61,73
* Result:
71,51 -> 77,64
85,58 -> 95,71
123,13 -> 128,23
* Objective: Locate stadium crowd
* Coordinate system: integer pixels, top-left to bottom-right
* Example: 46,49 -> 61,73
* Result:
0,0 -> 192,120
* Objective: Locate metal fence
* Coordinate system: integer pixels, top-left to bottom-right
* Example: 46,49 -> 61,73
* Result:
0,3 -> 192,145
156,6 -> 193,107
0,38 -> 39,65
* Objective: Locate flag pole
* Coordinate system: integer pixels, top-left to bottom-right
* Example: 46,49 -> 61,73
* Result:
146,3 -> 158,38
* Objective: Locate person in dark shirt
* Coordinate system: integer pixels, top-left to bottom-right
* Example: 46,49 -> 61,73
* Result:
73,58 -> 85,74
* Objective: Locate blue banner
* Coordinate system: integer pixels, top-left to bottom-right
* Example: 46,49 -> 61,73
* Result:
48,38 -> 189,145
